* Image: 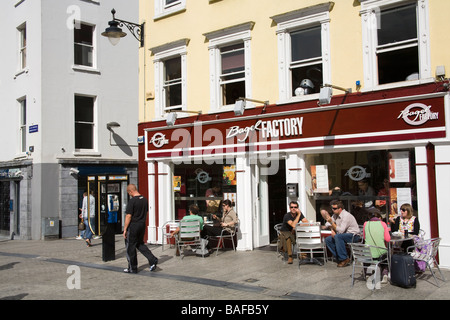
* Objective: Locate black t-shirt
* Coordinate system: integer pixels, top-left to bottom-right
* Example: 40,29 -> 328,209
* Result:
126,195 -> 148,224
280,212 -> 305,232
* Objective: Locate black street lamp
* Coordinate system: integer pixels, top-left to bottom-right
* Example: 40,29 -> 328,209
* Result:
102,9 -> 144,47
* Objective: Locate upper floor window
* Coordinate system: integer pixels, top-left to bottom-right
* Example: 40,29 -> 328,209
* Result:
18,98 -> 27,154
74,95 -> 96,150
163,56 -> 183,111
151,39 -> 189,118
204,22 -> 254,112
18,23 -> 26,70
74,23 -> 95,68
220,43 -> 245,106
154,0 -> 186,20
290,26 -> 323,96
360,0 -> 431,89
271,3 -> 333,102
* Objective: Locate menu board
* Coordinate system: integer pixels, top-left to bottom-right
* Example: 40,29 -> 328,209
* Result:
389,151 -> 410,183
311,165 -> 329,193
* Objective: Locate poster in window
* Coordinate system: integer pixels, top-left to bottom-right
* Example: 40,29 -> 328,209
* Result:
389,187 -> 412,219
173,176 -> 181,192
311,165 -> 329,193
224,193 -> 236,208
389,152 -> 410,183
223,165 -> 236,186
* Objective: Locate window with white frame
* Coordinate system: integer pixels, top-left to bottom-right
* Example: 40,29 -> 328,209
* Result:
151,39 -> 188,118
360,0 -> 431,89
204,22 -> 254,112
18,98 -> 27,154
290,26 -> 323,96
271,3 -> 333,102
18,23 -> 26,70
74,95 -> 96,150
74,23 -> 95,68
154,0 -> 186,20
220,43 -> 245,106
163,56 -> 183,111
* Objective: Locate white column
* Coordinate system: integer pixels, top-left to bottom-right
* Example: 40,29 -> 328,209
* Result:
147,161 -> 157,244
415,146 -> 431,238
435,145 -> 450,268
157,161 -> 173,244
235,156 -> 253,250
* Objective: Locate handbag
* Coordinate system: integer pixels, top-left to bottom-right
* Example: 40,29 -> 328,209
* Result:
78,219 -> 86,231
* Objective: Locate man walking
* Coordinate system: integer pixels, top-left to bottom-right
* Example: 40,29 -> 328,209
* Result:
123,184 -> 158,273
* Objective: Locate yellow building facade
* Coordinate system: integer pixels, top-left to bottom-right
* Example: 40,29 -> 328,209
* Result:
137,0 -> 450,267
139,0 -> 450,122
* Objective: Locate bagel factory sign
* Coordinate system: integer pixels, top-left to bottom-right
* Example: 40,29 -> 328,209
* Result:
144,96 -> 446,160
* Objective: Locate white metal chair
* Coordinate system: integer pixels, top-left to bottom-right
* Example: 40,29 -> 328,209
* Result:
274,223 -> 283,256
295,222 -> 327,267
350,243 -> 388,290
407,237 -> 446,287
176,220 -> 203,259
211,220 -> 239,256
161,220 -> 180,251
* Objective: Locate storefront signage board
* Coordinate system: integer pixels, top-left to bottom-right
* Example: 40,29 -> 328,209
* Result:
145,96 -> 446,160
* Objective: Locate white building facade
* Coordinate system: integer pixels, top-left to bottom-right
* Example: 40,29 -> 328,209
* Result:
0,0 -> 139,239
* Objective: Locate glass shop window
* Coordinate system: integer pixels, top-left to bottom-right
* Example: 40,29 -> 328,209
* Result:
173,163 -> 237,220
306,149 -> 417,225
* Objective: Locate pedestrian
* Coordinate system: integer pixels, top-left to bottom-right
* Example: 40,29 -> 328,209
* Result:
79,190 -> 95,247
123,184 -> 158,273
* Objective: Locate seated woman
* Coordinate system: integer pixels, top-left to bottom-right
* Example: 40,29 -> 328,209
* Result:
389,203 -> 420,250
390,203 -> 420,236
363,209 -> 390,283
202,199 -> 237,252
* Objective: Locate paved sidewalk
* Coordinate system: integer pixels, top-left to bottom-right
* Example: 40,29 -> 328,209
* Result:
0,235 -> 449,302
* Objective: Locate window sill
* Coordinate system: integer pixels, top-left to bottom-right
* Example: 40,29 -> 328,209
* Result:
72,65 -> 101,75
361,77 -> 435,93
73,151 -> 101,157
276,93 -> 320,106
154,6 -> 186,21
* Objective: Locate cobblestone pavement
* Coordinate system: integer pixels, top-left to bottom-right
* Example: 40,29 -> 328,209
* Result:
1,236 -> 449,307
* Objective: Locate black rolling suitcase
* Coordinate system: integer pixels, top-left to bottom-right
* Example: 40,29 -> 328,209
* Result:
390,254 -> 416,288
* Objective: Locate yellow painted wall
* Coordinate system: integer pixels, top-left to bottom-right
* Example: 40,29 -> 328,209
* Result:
139,0 -> 450,123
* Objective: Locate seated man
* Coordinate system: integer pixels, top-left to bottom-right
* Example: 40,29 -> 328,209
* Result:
170,204 -> 204,255
279,201 -> 308,264
324,200 -> 360,267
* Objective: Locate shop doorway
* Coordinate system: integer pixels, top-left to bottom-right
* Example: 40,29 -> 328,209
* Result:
268,160 -> 286,243
0,182 -> 10,235
257,160 -> 286,245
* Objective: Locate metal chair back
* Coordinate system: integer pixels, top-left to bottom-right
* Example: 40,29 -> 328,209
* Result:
176,220 -> 203,258
296,222 -> 327,266
161,220 -> 179,251
408,237 -> 446,287
350,243 -> 388,290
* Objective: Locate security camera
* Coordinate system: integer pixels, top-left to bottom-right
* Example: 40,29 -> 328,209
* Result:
70,168 -> 79,175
